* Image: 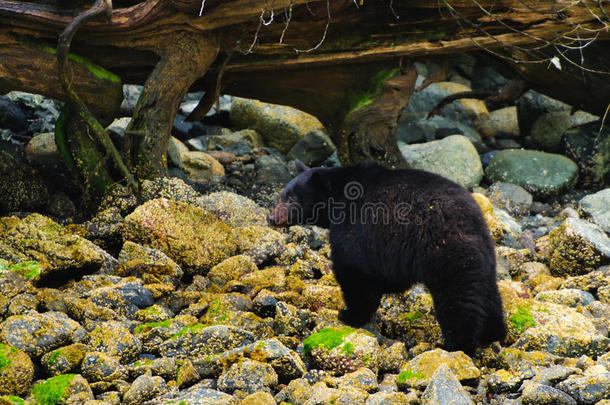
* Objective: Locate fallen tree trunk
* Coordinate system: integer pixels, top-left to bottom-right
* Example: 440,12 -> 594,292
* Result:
1,0 -> 610,197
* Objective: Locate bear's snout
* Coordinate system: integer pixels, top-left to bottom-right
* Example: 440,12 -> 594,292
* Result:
269,203 -> 289,227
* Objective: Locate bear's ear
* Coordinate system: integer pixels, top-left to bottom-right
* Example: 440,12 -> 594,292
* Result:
295,159 -> 310,174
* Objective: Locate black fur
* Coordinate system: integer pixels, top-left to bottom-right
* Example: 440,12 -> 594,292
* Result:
270,161 -> 506,354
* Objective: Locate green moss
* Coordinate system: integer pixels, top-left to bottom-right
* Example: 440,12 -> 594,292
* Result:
42,46 -> 120,83
46,349 -> 63,367
31,374 -> 76,405
132,359 -> 153,368
0,344 -> 15,370
8,261 -> 41,279
0,396 -> 26,405
303,326 -> 356,355
349,68 -> 399,113
399,310 -> 423,322
396,369 -> 425,384
509,303 -> 536,335
54,106 -> 78,173
134,319 -> 172,334
341,342 -> 355,356
171,324 -> 206,340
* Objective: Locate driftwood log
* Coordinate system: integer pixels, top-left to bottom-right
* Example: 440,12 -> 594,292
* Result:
1,0 -> 610,198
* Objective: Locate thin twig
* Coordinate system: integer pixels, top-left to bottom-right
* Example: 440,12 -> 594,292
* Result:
295,0 -> 331,54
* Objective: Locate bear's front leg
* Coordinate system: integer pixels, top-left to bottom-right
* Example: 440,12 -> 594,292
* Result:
335,270 -> 383,327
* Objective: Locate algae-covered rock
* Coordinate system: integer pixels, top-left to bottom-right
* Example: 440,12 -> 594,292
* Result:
485,149 -> 579,198
182,151 -> 225,181
421,363 -> 474,405
397,349 -> 480,390
199,191 -> 269,228
115,240 -> 183,282
399,135 -> 483,188
556,372 -> 610,404
303,326 -> 380,376
232,226 -> 285,265
217,358 -> 278,395
486,182 -> 533,217
534,288 -> 595,308
0,344 -> 34,397
81,351 -> 128,382
218,338 -> 306,381
375,286 -> 441,347
123,198 -> 236,276
548,218 -> 610,276
29,374 -> 93,405
140,384 -> 235,405
514,301 -> 609,358
40,343 -> 88,376
85,321 -> 141,364
122,373 -> 168,405
207,255 -> 258,289
521,382 -> 577,405
159,325 -> 255,358
472,193 -> 504,242
230,97 -> 325,153
0,311 -> 84,358
0,214 -> 106,278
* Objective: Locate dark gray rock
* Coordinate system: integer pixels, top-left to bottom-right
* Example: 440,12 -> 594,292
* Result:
287,129 -> 336,167
522,382 -> 577,405
556,372 -> 610,405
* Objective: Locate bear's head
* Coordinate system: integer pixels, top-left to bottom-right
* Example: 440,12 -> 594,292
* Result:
269,159 -> 330,228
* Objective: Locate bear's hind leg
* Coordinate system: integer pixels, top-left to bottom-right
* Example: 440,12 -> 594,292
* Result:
428,284 -> 488,355
336,270 -> 383,327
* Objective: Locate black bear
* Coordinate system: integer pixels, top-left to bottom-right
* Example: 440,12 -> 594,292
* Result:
269,160 -> 506,354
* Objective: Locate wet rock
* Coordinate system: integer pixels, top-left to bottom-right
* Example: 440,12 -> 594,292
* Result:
396,113 -> 482,148
474,106 -> 519,139
159,325 -> 255,358
485,150 -> 579,199
548,218 -> 610,276
255,155 -> 292,186
86,321 -> 141,364
41,343 -> 88,376
218,338 -> 305,381
217,358 -> 278,395
303,326 -> 380,376
83,207 -> 124,254
534,288 -> 595,308
199,191 -> 269,227
0,344 -> 34,396
421,363 -> 474,405
89,280 -> 154,318
25,132 -> 60,166
486,182 -> 533,216
397,349 -> 480,390
521,382 -> 577,405
232,226 -> 285,265
563,123 -> 610,188
0,311 -> 84,357
579,189 -> 610,233
531,110 -> 597,152
366,391 -> 415,405
81,351 -> 128,382
123,198 -> 236,276
208,129 -> 264,150
115,241 -> 183,283
398,135 -> 483,188
556,372 -> 610,404
0,214 -> 106,278
230,97 -> 325,154
287,129 -> 336,167
182,151 -> 225,181
0,97 -> 27,132
404,81 -> 488,124
123,374 -> 168,405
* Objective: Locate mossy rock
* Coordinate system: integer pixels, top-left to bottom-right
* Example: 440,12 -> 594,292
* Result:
303,327 -> 379,376
29,374 -> 93,405
0,344 -> 34,397
123,198 -> 237,276
548,218 -> 610,276
397,349 -> 480,390
40,344 -> 88,376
